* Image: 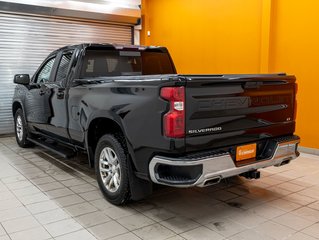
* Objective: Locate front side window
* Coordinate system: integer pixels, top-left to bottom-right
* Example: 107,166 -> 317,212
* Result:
35,57 -> 56,83
56,51 -> 73,84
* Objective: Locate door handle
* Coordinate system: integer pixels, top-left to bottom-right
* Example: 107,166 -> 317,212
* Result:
39,84 -> 47,96
57,90 -> 65,99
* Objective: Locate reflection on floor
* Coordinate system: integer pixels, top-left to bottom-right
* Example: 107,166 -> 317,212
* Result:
0,137 -> 319,240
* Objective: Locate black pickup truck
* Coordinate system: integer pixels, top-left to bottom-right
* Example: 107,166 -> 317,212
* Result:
12,43 -> 300,205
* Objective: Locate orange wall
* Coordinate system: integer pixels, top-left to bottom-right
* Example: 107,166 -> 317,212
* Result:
141,0 -> 319,149
269,1 -> 319,149
141,0 -> 263,74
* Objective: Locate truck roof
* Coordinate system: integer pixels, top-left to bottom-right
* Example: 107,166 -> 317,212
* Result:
53,43 -> 169,54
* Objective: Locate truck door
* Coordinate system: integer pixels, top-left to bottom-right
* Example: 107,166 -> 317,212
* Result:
45,50 -> 74,141
25,56 -> 57,133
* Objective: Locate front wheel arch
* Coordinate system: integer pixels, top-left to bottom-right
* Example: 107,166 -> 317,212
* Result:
14,108 -> 32,148
12,101 -> 23,117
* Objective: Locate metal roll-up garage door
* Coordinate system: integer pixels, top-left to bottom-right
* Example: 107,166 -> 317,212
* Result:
0,12 -> 132,134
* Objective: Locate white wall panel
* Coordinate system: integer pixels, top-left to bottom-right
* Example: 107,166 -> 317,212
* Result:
0,12 -> 132,134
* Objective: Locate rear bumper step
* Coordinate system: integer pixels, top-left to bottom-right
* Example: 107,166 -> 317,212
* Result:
149,136 -> 300,187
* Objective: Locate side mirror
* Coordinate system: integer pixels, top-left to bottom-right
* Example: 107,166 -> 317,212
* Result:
14,74 -> 30,85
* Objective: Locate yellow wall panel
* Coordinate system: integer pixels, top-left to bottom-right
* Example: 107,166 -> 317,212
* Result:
269,1 -> 319,149
142,0 -> 263,74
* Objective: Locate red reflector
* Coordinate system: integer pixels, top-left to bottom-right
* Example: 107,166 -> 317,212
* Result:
163,111 -> 185,138
161,86 -> 185,138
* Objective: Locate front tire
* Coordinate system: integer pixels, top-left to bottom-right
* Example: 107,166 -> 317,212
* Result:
95,134 -> 130,205
14,109 -> 31,148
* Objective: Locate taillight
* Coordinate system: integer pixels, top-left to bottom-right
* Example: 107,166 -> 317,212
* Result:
160,86 -> 185,138
293,83 -> 298,120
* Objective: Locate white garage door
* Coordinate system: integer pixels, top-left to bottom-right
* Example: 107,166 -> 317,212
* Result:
0,12 -> 132,134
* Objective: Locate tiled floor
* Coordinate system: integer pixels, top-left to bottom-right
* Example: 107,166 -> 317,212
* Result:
0,137 -> 319,240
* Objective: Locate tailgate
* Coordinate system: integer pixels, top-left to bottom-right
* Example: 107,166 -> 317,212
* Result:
183,74 -> 297,152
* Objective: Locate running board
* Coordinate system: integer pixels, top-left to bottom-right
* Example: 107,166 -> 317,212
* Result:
27,137 -> 75,159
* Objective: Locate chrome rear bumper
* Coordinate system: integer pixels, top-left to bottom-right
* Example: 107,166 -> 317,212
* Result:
149,137 -> 300,187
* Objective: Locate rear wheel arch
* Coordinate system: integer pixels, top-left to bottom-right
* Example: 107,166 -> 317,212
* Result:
86,117 -> 131,167
95,134 -> 131,205
86,117 -> 153,202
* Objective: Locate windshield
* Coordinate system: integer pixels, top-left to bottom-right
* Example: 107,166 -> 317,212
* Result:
80,49 -> 175,78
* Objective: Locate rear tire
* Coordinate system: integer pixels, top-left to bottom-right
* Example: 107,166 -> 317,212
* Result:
95,134 -> 131,205
14,109 -> 32,148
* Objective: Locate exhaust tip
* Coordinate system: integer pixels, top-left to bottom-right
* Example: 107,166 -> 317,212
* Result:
275,158 -> 292,167
204,176 -> 222,186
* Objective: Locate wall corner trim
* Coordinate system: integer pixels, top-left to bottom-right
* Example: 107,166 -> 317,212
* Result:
299,146 -> 319,156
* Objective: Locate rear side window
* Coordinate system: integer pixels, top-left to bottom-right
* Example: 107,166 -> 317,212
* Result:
80,49 -> 175,78
141,52 -> 175,75
56,51 -> 73,83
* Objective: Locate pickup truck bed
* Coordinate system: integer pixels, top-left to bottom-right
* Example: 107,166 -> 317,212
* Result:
12,43 -> 299,205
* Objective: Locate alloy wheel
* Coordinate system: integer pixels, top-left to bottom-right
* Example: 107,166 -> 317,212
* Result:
99,147 -> 121,192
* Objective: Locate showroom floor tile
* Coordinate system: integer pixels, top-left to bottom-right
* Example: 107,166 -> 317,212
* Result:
0,136 -> 319,240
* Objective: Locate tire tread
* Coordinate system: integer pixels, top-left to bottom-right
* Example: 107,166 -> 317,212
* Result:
14,109 -> 32,148
95,134 -> 131,205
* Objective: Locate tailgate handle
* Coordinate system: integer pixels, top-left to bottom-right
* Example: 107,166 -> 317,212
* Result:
243,81 -> 263,89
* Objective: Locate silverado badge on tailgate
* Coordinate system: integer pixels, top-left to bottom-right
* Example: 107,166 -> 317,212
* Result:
236,143 -> 257,161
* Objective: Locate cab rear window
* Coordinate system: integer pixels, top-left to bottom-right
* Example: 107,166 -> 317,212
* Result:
80,49 -> 175,78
